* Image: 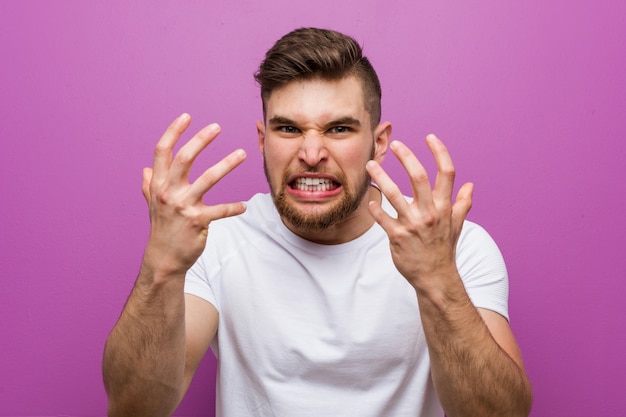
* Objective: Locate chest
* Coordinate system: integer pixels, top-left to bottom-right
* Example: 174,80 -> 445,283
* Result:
214,238 -> 426,385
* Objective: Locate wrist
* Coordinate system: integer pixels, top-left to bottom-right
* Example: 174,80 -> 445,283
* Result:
411,268 -> 468,310
140,241 -> 194,281
139,257 -> 187,285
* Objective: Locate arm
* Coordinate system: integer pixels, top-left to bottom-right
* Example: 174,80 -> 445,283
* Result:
366,135 -> 532,417
102,114 -> 246,417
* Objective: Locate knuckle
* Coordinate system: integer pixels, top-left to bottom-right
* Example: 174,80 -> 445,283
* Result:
198,170 -> 218,188
387,227 -> 408,246
154,142 -> 171,156
189,215 -> 207,230
420,210 -> 437,227
385,186 -> 403,202
436,199 -> 453,212
422,217 -> 436,228
441,166 -> 455,178
413,172 -> 430,184
173,151 -> 193,166
173,198 -> 188,213
156,189 -> 172,205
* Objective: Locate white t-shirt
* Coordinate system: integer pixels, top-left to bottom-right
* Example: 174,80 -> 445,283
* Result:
185,193 -> 509,417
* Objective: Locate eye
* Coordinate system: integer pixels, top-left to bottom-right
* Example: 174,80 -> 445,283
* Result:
328,126 -> 350,134
279,126 -> 300,134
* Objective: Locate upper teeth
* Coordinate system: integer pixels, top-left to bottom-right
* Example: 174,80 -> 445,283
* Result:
298,178 -> 329,185
294,177 -> 334,191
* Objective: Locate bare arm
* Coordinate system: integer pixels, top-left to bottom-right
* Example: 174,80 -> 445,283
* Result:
102,114 -> 246,417
366,135 -> 532,417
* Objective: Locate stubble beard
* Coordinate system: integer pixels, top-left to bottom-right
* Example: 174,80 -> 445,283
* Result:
263,158 -> 373,233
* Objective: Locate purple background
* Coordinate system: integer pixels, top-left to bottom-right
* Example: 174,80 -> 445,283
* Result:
1,1 -> 624,416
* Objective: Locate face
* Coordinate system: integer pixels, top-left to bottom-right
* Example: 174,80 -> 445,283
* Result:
257,76 -> 390,240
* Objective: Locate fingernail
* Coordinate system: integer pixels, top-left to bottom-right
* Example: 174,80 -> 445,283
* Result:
208,123 -> 221,132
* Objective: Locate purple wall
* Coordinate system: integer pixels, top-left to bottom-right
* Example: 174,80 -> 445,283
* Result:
1,1 -> 624,416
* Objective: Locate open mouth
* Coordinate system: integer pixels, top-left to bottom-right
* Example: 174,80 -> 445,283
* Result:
290,177 -> 339,192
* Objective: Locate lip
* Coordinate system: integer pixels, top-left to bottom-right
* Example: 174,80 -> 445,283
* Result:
286,173 -> 343,200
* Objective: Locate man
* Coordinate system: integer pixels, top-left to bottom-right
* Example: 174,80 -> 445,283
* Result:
103,28 -> 532,416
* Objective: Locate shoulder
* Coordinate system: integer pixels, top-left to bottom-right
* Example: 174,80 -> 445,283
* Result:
456,220 -> 510,319
457,220 -> 505,267
202,193 -> 282,256
210,193 -> 276,233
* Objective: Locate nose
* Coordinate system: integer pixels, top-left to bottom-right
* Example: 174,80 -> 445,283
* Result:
298,130 -> 328,167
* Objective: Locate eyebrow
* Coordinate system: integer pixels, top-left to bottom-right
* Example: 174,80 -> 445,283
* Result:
267,116 -> 297,126
267,115 -> 362,129
326,117 -> 362,129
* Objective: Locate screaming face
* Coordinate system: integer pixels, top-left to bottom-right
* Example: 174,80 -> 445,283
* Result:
258,76 -> 390,243
264,147 -> 374,232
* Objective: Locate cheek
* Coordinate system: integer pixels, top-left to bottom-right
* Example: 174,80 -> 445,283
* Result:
263,140 -> 298,178
263,138 -> 288,163
333,142 -> 374,171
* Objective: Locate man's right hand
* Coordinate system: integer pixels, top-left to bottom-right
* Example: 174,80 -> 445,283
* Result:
141,113 -> 247,277
104,113 -> 240,417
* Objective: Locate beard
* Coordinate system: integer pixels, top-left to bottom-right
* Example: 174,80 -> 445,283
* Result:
263,158 -> 373,233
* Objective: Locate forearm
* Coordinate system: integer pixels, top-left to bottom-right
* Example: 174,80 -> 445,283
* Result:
103,263 -> 187,417
416,276 -> 532,417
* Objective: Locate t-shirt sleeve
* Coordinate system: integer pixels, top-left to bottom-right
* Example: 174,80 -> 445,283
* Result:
455,221 -> 510,321
184,248 -> 219,310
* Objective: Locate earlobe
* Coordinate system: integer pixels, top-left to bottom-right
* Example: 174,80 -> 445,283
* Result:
256,120 -> 266,154
373,121 -> 392,162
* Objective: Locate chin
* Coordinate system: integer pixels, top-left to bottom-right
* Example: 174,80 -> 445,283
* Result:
273,192 -> 362,232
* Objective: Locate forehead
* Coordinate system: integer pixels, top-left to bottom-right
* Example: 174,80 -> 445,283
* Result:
265,76 -> 368,124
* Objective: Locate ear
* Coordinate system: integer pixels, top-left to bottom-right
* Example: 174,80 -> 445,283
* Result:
256,120 -> 266,154
372,121 -> 392,163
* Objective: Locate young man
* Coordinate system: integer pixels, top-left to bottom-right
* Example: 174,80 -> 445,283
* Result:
103,28 -> 532,416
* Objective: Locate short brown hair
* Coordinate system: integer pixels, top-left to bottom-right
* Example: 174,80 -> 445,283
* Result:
254,27 -> 382,128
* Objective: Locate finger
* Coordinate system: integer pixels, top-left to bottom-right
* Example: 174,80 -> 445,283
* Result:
366,159 -> 409,215
452,182 -> 474,227
389,140 -> 433,210
152,113 -> 192,190
142,167 -> 153,203
203,201 -> 248,223
367,199 -> 396,233
426,134 -> 455,207
188,148 -> 247,199
167,122 -> 223,185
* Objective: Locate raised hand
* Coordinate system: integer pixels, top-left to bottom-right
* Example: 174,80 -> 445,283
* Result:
141,113 -> 247,276
365,134 -> 473,290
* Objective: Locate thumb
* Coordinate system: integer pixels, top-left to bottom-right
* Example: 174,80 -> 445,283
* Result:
452,182 -> 473,226
142,167 -> 153,203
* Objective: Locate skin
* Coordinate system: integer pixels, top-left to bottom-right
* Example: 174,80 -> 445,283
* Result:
103,116 -> 246,416
103,76 -> 532,417
256,76 -> 391,244
367,138 -> 532,416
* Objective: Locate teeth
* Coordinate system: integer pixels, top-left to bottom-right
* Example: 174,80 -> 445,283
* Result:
293,177 -> 335,191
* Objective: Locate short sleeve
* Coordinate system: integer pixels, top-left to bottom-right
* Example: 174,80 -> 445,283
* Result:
455,221 -> 510,321
184,248 -> 219,311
